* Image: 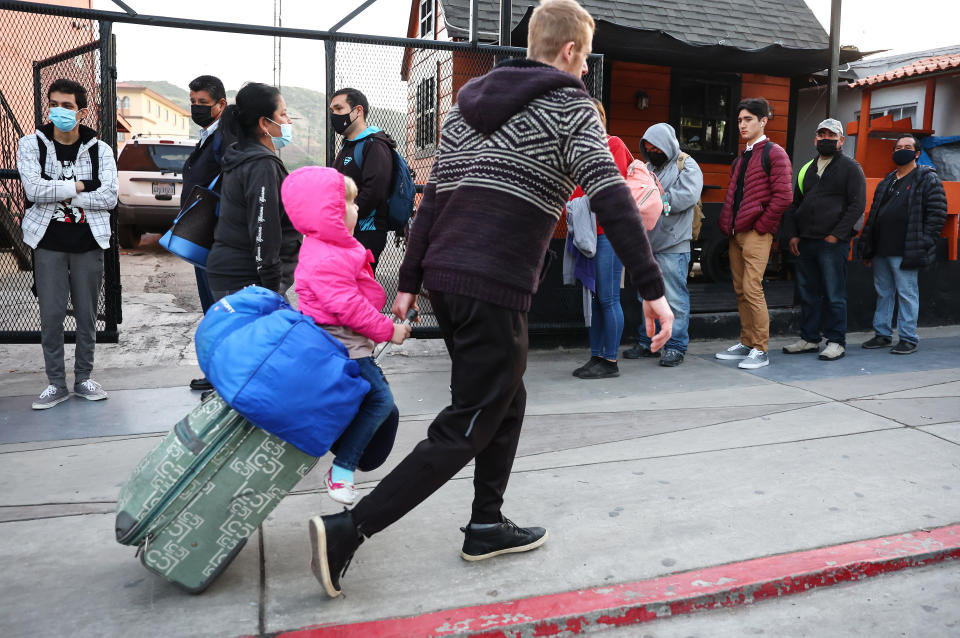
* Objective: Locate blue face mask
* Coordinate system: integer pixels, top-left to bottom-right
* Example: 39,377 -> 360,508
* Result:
50,106 -> 79,132
267,118 -> 293,150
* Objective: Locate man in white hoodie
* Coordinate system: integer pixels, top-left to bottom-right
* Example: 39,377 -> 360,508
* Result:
623,123 -> 703,367
18,78 -> 118,409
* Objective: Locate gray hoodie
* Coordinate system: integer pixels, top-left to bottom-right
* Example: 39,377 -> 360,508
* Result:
641,123 -> 704,254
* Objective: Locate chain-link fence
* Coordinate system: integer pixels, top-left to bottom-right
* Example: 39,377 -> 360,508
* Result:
329,38 -> 603,334
0,8 -> 119,343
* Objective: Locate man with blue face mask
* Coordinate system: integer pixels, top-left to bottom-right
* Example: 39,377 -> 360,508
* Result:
330,87 -> 396,273
17,78 -> 119,409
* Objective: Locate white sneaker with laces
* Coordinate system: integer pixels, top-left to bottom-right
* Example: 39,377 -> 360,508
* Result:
738,348 -> 770,369
782,339 -> 820,354
326,467 -> 357,505
32,384 -> 70,410
74,379 -> 108,401
716,343 -> 752,360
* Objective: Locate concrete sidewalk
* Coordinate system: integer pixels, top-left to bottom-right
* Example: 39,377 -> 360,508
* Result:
1,326 -> 959,637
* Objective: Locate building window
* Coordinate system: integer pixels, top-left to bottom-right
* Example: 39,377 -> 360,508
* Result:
416,76 -> 437,151
419,0 -> 434,38
854,103 -> 919,125
121,96 -> 130,109
669,71 -> 741,162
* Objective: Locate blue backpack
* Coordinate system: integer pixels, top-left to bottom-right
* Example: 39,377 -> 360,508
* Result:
354,133 -> 416,232
195,286 -> 371,457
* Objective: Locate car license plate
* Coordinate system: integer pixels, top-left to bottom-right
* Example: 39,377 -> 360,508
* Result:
152,182 -> 175,196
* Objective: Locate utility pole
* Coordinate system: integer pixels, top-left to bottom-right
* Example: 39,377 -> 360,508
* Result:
273,0 -> 282,90
827,0 -> 841,117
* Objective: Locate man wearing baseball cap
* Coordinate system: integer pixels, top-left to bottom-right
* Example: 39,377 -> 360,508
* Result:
781,118 -> 866,361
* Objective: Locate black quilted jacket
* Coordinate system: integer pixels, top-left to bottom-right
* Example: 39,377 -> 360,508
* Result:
859,165 -> 948,270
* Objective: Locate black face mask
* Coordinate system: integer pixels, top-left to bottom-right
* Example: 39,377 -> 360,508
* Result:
190,104 -> 215,128
893,148 -> 918,166
646,150 -> 668,168
816,139 -> 839,156
331,109 -> 355,135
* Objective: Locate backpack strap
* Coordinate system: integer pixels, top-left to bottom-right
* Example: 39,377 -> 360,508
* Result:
353,138 -> 367,169
88,142 -> 99,181
797,158 -> 816,196
37,137 -> 50,179
761,141 -> 773,176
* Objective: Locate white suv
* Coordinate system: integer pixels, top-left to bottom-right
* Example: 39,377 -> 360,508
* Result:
116,137 -> 195,248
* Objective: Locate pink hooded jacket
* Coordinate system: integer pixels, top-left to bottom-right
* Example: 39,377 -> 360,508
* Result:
282,166 -> 394,344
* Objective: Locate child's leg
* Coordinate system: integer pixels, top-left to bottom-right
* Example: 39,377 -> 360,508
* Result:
333,357 -> 395,475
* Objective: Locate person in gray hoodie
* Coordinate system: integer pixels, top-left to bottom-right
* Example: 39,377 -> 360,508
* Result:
623,123 -> 703,366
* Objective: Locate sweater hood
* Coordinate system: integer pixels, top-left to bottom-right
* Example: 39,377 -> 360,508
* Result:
38,122 -> 98,146
282,166 -> 355,246
641,123 -> 680,162
346,127 -> 398,150
457,59 -> 588,135
221,140 -> 284,171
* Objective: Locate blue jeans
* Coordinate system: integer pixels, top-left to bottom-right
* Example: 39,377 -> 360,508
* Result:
333,357 -> 395,472
796,239 -> 849,346
638,252 -> 691,353
589,234 -> 624,360
871,255 -> 920,344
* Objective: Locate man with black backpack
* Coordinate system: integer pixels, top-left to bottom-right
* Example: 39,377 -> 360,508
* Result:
330,87 -> 400,273
18,78 -> 118,409
182,74 -> 227,392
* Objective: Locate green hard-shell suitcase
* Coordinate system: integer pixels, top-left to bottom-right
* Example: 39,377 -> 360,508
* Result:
115,392 -> 317,593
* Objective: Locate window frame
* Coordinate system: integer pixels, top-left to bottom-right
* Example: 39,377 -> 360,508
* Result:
415,74 -> 438,157
669,70 -> 742,164
419,0 -> 434,39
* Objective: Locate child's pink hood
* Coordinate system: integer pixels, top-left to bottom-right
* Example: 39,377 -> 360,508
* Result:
282,166 -> 354,245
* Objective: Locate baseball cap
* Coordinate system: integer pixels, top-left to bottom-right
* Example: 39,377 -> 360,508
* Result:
816,118 -> 844,136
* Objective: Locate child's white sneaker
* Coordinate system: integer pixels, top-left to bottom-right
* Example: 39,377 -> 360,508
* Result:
326,467 -> 357,505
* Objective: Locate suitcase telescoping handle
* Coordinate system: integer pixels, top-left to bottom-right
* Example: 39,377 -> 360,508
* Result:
374,308 -> 419,364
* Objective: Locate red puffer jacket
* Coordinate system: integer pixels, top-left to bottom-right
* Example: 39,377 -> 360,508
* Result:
718,140 -> 793,237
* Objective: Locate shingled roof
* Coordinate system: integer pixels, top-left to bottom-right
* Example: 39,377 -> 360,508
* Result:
439,0 -> 829,50
850,53 -> 960,87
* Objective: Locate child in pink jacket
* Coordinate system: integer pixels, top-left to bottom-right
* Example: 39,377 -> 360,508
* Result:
282,166 -> 410,505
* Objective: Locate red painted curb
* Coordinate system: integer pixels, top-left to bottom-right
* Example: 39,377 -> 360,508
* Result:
275,524 -> 960,638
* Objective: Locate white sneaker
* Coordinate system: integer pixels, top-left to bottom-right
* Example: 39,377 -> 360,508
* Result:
326,467 -> 357,505
782,339 -> 820,354
716,343 -> 752,360
74,378 -> 108,401
818,342 -> 846,361
32,384 -> 70,410
738,349 -> 769,369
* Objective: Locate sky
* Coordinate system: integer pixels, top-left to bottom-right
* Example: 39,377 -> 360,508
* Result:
91,0 -> 960,94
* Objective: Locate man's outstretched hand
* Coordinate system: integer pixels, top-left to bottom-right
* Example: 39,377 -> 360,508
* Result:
643,296 -> 674,352
392,292 -> 419,323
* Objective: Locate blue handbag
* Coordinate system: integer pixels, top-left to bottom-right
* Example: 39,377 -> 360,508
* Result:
160,175 -> 220,268
195,286 -> 371,457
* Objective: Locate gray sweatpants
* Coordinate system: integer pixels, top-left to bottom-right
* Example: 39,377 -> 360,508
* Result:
34,247 -> 104,388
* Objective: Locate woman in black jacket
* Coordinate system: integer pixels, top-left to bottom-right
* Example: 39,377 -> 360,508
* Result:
206,82 -> 299,299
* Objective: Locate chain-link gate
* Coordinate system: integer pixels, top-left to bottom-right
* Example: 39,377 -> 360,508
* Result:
0,8 -> 120,343
328,37 -> 603,335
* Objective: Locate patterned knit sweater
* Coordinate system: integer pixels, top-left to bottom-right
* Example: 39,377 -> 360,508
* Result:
398,59 -> 664,311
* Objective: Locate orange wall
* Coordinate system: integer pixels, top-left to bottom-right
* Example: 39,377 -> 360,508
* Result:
607,61 -> 792,204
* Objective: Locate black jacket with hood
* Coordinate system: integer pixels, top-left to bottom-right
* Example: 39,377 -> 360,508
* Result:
859,164 -> 948,270
333,129 -> 395,231
782,152 -> 866,242
206,141 -> 299,293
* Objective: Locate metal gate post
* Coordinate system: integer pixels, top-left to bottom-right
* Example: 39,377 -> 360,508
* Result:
325,39 -> 336,166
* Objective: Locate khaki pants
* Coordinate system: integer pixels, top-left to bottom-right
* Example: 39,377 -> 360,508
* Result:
728,230 -> 772,352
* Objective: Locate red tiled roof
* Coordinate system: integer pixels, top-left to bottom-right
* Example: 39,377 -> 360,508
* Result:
851,53 -> 960,87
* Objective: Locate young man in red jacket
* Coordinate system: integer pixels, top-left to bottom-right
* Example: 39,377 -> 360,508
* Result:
715,98 -> 793,369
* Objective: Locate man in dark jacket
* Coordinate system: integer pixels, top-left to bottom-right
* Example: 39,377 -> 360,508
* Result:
715,97 -> 793,370
308,0 -> 672,599
859,133 -> 947,354
182,74 -> 226,392
782,118 -> 866,361
330,87 -> 394,272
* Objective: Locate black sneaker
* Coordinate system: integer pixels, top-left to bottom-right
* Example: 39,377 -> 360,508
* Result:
460,518 -> 548,561
575,358 -> 619,379
190,377 -> 213,391
891,340 -> 918,355
622,343 -> 659,359
659,349 -> 684,367
572,356 -> 603,376
862,335 -> 893,349
309,509 -> 364,598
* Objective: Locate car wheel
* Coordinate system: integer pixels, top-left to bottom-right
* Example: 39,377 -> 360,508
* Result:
118,225 -> 142,249
700,235 -> 731,283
